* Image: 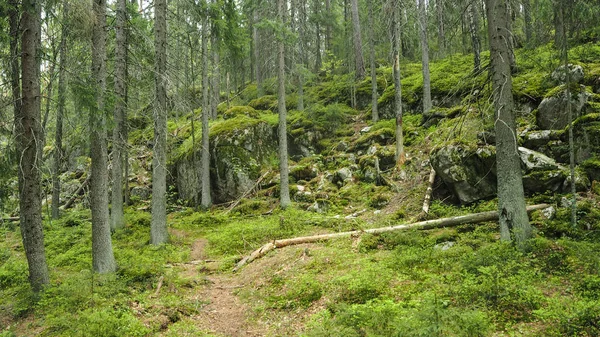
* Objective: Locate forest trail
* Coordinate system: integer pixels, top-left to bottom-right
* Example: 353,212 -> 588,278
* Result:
175,236 -> 266,337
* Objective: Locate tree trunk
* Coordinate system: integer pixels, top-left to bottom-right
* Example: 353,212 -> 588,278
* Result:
559,3 -> 576,227
235,204 -> 551,270
392,4 -> 404,166
278,0 -> 291,209
486,0 -> 532,250
151,0 -> 169,245
523,0 -> 532,47
418,0 -> 432,114
368,0 -> 378,122
314,0 -> 322,73
468,2 -> 481,73
350,0 -> 365,79
201,10 -> 212,210
90,0 -> 117,273
436,0 -> 446,57
111,0 -> 127,231
52,1 -> 68,220
325,0 -> 332,52
253,9 -> 263,96
297,0 -> 306,111
211,12 -> 220,121
17,0 -> 50,291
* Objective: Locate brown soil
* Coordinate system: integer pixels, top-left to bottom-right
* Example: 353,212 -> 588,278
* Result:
170,237 -> 266,337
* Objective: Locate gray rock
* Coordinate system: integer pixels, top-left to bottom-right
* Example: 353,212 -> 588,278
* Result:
536,85 -> 588,130
541,206 -> 556,220
333,167 -> 353,186
551,64 -> 584,84
521,130 -> 561,149
518,147 -> 563,172
430,144 -> 497,204
434,241 -> 455,251
131,186 -> 151,200
360,126 -> 372,134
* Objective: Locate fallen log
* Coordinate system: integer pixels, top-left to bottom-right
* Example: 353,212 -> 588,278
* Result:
234,203 -> 550,271
422,167 -> 436,214
60,174 -> 91,210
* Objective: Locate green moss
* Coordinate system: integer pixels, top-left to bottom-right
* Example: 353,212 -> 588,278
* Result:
210,115 -> 261,137
248,95 -> 277,111
223,105 -> 258,120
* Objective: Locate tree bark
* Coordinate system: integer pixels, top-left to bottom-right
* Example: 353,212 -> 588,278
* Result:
201,9 -> 212,210
314,0 -> 322,73
350,0 -> 365,79
486,0 -> 532,250
91,0 -> 117,273
436,0 -> 446,57
17,0 -> 50,291
252,9 -> 263,96
278,0 -> 291,209
211,7 -> 220,121
468,2 -> 482,73
523,0 -> 532,47
151,0 -> 169,245
52,2 -> 68,220
368,0 -> 378,122
111,0 -> 127,231
235,204 -> 551,270
392,3 -> 404,166
418,0 -> 432,114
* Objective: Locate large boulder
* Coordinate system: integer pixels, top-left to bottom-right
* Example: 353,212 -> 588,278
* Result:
431,144 -> 587,204
551,64 -> 585,85
536,84 -> 589,130
430,144 -> 497,204
173,115 -> 277,204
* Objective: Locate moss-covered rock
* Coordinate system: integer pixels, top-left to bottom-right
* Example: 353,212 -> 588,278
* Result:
248,95 -> 277,111
173,115 -> 277,204
223,105 -> 258,120
536,84 -> 589,130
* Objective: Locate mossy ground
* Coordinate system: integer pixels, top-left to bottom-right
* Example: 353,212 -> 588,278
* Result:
3,42 -> 600,336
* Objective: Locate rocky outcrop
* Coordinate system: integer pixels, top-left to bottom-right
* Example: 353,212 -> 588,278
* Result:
431,144 -> 589,204
173,116 -> 277,204
536,85 -> 589,130
430,144 -> 497,204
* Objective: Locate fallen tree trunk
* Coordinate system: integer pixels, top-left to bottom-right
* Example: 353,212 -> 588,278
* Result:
60,174 -> 91,210
234,203 -> 550,271
422,167 -> 436,214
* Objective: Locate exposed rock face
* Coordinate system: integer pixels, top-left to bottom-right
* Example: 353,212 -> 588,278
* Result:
536,85 -> 589,130
430,144 -> 497,204
431,144 -> 588,204
551,64 -> 584,85
173,117 -> 277,204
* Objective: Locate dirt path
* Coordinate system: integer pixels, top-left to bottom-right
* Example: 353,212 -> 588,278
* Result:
177,237 -> 265,337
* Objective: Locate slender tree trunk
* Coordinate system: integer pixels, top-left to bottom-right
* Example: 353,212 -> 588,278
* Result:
201,13 -> 212,210
278,0 -> 291,209
468,2 -> 481,73
90,0 -> 117,273
350,0 -> 365,79
297,0 -> 306,111
368,0 -> 378,122
52,2 -> 69,220
418,0 -> 432,114
559,2 -> 576,227
201,11 -> 212,210
436,0 -> 446,57
392,3 -> 404,166
314,0 -> 322,73
253,9 -> 263,96
523,0 -> 532,47
151,0 -> 168,245
325,0 -> 332,52
486,0 -> 531,250
211,12 -> 220,120
111,0 -> 127,231
16,0 -> 50,291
